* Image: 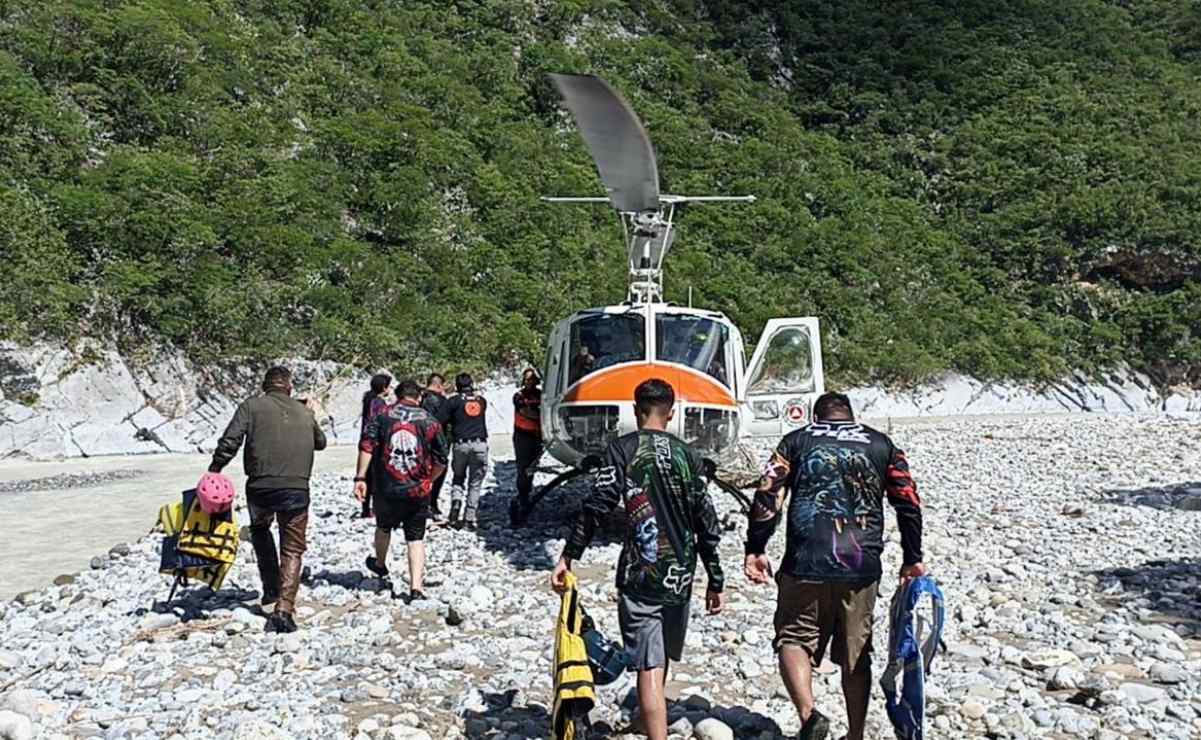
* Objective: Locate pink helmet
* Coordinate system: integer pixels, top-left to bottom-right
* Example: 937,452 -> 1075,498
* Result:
196,472 -> 236,514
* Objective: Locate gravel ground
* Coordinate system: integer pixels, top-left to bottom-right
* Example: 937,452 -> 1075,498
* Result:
0,470 -> 144,495
0,414 -> 1199,740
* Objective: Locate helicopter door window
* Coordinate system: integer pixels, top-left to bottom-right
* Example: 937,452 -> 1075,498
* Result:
655,315 -> 730,387
568,313 -> 646,385
747,325 -> 816,394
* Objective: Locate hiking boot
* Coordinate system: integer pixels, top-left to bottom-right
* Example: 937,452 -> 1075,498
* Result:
365,556 -> 389,578
464,520 -> 478,532
265,612 -> 298,634
798,710 -> 830,740
448,501 -> 462,525
408,590 -> 428,602
260,587 -> 280,609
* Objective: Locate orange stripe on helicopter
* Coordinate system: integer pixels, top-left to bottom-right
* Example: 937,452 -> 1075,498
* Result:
563,364 -> 735,406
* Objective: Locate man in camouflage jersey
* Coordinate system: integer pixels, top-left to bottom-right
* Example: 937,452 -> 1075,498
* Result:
552,378 -> 725,740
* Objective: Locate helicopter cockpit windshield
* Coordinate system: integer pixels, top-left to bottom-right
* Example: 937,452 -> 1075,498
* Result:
567,311 -> 646,385
655,314 -> 730,387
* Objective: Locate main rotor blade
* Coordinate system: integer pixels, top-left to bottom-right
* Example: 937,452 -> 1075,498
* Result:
549,73 -> 660,213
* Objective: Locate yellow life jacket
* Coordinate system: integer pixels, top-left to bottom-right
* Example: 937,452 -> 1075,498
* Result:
157,492 -> 239,590
552,571 -> 595,740
177,502 -> 239,565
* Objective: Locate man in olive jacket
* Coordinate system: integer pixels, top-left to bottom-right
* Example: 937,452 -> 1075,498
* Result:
209,365 -> 327,633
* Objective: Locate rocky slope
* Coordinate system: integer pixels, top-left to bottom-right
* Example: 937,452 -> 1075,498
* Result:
0,344 -> 520,460
0,415 -> 1199,739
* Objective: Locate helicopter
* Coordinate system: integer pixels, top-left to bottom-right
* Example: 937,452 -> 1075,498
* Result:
510,73 -> 826,523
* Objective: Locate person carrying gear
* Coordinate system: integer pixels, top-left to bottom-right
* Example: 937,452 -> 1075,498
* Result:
552,569 -> 597,740
744,392 -> 926,740
513,367 -> 544,511
551,378 -> 725,740
359,373 -> 393,519
354,380 -> 448,602
209,365 -> 327,634
421,372 -> 450,520
437,373 -> 489,530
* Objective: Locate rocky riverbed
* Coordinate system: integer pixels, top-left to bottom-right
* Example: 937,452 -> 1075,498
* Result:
0,415 -> 1199,740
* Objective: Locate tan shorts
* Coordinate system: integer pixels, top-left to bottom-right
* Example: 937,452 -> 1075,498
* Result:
773,574 -> 878,672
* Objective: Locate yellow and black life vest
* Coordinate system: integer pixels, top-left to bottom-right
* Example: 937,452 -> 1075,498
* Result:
552,571 -> 595,740
157,490 -> 239,590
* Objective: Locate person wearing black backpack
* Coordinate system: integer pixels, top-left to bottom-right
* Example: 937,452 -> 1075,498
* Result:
354,380 -> 448,601
437,373 -> 489,530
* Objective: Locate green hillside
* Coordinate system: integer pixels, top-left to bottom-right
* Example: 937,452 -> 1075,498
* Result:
1,0 -> 1199,387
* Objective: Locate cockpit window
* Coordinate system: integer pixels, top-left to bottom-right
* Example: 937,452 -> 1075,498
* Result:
568,312 -> 646,385
655,314 -> 730,387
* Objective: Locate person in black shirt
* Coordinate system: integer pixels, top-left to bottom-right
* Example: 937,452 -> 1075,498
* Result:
437,373 -> 489,529
358,373 -> 393,519
355,380 -> 448,601
744,392 -> 925,740
553,379 -> 724,740
421,372 -> 450,519
512,368 -> 544,509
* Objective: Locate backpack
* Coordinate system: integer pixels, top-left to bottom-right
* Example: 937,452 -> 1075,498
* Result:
879,576 -> 945,740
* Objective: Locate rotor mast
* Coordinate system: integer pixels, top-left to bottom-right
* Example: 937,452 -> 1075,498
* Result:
544,73 -> 755,305
541,195 -> 756,304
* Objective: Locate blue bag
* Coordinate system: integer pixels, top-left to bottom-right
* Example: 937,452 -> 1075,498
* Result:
580,610 -> 632,686
879,576 -> 945,740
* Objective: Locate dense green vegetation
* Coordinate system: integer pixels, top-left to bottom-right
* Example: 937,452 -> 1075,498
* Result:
1,0 -> 1198,386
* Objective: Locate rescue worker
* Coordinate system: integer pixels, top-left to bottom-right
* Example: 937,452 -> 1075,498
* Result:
512,367 -> 543,511
209,365 -> 327,633
551,378 -> 725,740
744,392 -> 926,740
437,373 -> 489,530
421,372 -> 450,520
355,380 -> 448,602
358,373 -> 393,518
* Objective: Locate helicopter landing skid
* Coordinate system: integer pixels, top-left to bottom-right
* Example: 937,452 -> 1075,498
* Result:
709,475 -> 753,515
509,456 -> 602,527
700,458 -> 753,515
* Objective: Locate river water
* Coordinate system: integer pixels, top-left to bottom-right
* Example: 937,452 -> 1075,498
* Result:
0,434 -> 518,600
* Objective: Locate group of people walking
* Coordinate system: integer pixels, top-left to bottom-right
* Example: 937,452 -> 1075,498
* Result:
550,382 -> 925,740
207,366 -> 924,740
206,366 -> 546,623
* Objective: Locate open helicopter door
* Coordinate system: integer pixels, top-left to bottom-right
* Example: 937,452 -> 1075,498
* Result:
741,317 -> 825,438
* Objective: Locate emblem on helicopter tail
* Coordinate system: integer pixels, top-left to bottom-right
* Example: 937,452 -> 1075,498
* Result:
783,398 -> 808,426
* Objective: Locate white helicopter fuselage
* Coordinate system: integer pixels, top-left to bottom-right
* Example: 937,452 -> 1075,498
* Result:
540,301 -> 824,465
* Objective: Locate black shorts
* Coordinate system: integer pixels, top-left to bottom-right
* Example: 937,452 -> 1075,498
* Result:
374,495 -> 429,541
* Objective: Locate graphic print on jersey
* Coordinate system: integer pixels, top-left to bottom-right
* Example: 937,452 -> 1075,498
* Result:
796,446 -> 884,574
387,428 -> 422,477
464,399 -> 483,417
382,421 -> 430,494
620,434 -> 697,599
625,488 -> 659,590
